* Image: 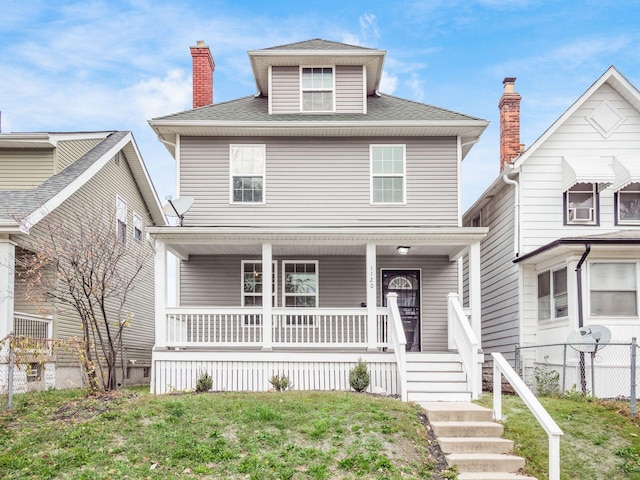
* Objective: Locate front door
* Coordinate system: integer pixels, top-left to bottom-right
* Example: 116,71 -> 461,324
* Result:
382,270 -> 421,352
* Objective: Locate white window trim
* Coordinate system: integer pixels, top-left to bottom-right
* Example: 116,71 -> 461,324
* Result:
566,183 -> 597,225
587,260 -> 639,319
132,212 -> 143,242
299,66 -> 336,113
229,144 -> 266,205
241,260 -> 277,307
115,195 -> 127,243
370,144 -> 407,205
282,260 -> 319,308
536,265 -> 569,324
617,183 -> 640,225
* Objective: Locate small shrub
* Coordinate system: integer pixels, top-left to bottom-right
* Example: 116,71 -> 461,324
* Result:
534,356 -> 559,396
349,358 -> 370,393
196,372 -> 213,393
269,373 -> 292,391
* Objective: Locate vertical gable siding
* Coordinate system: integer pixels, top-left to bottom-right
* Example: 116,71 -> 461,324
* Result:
180,136 -> 459,227
56,139 -> 103,172
519,84 -> 640,253
335,65 -> 364,113
0,149 -> 54,189
271,66 -> 299,114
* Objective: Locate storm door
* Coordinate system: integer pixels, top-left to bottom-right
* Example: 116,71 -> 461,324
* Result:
382,270 -> 421,352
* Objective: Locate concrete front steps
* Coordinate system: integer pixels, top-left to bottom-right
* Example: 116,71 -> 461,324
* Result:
421,402 -> 537,480
406,353 -> 471,402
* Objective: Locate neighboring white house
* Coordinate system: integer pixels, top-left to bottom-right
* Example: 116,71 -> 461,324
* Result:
463,67 -> 640,397
147,39 -> 489,401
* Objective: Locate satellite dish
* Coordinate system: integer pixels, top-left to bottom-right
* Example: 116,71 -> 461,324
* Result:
162,196 -> 194,226
567,325 -> 611,353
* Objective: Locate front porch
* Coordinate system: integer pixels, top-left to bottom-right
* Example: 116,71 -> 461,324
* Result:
150,226 -> 486,400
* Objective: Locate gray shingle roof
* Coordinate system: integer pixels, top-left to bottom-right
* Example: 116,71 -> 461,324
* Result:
261,38 -> 376,51
152,94 -> 484,123
0,131 -> 127,222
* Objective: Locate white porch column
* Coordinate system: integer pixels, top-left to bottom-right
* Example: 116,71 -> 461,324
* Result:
154,240 -> 167,348
0,238 -> 16,340
262,243 -> 273,351
366,243 -> 378,351
468,240 -> 482,347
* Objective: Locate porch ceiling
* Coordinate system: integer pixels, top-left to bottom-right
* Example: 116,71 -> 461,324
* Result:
147,225 -> 488,260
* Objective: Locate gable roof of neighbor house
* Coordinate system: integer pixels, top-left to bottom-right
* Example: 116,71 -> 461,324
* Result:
464,66 -> 640,221
0,130 -> 166,233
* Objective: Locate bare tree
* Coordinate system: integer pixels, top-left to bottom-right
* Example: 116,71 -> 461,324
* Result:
14,202 -> 153,392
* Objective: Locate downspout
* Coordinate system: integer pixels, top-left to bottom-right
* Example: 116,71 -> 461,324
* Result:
575,243 -> 591,329
502,166 -> 520,257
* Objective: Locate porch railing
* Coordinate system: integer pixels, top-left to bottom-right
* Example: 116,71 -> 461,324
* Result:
447,293 -> 481,399
13,312 -> 52,339
165,307 -> 389,349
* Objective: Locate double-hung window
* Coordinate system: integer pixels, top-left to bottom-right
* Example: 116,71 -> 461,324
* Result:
132,212 -> 143,242
537,267 -> 568,322
617,183 -> 640,225
371,145 -> 406,204
230,145 -> 265,203
590,262 -> 638,317
242,261 -> 277,307
283,261 -> 318,308
301,67 -> 334,112
565,183 -> 597,224
116,196 -> 127,244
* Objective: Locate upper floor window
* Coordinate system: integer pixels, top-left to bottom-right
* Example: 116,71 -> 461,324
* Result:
537,267 -> 568,322
132,212 -> 143,242
617,183 -> 640,225
301,67 -> 334,112
590,262 -> 638,317
230,145 -> 265,204
371,145 -> 406,204
116,196 -> 127,244
565,183 -> 598,225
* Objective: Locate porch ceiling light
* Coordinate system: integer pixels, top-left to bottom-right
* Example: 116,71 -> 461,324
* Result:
397,246 -> 410,255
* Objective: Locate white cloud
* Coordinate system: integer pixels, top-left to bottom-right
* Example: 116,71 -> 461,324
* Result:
359,13 -> 380,46
129,69 -> 192,120
407,73 -> 425,102
380,71 -> 398,95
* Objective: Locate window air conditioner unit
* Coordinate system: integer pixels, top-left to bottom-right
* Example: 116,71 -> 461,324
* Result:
569,207 -> 594,222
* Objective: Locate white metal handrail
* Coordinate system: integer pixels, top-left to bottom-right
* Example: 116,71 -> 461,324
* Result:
447,293 -> 481,399
492,352 -> 563,480
386,293 -> 407,401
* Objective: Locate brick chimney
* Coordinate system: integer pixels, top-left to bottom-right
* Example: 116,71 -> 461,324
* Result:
190,40 -> 215,108
499,77 -> 524,171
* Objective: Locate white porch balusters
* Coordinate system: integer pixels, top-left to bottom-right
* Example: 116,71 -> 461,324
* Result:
261,243 -> 273,351
366,243 -> 378,351
154,240 -> 167,349
468,240 -> 482,347
0,238 -> 16,340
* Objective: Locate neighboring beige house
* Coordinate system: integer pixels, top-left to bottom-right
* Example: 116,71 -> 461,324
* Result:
148,39 -> 489,401
0,130 -> 166,390
463,67 -> 640,396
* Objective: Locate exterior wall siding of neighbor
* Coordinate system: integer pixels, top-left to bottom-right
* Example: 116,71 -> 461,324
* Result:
55,138 -> 103,172
180,254 -> 456,351
0,149 -> 54,189
519,84 -> 640,251
179,136 -> 459,227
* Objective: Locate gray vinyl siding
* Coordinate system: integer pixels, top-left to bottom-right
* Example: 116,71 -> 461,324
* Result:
180,136 -> 459,227
270,65 -> 364,114
478,184 -> 520,364
0,149 -> 54,189
271,66 -> 299,114
17,150 -> 156,366
180,254 -> 455,351
56,139 -> 103,172
335,65 -> 364,113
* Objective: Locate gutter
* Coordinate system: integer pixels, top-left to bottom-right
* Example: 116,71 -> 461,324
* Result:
514,237 -> 640,263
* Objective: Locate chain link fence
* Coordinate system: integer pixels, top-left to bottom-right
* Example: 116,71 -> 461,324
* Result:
515,339 -> 639,415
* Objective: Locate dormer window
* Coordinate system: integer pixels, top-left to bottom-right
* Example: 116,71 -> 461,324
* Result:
617,183 -> 640,225
565,183 -> 598,225
301,67 -> 334,112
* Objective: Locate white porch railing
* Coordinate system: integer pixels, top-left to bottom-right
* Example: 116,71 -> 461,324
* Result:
13,312 -> 53,339
447,293 -> 481,399
492,352 -> 563,480
166,307 -> 390,349
386,293 -> 407,401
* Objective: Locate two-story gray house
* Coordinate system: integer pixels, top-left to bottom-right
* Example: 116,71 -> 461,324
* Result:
0,131 -> 166,391
148,39 -> 489,401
